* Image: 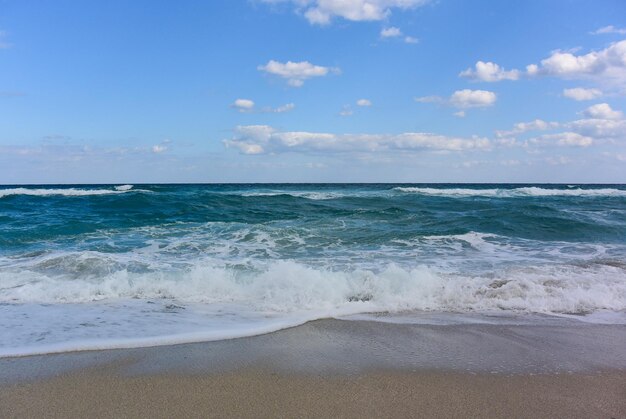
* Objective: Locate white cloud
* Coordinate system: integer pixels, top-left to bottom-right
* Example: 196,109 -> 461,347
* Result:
340,100 -> 371,116
232,98 -> 255,112
232,98 -> 295,113
495,119 -> 559,138
538,50 -> 602,76
582,103 -> 623,120
222,125 -> 273,154
507,104 -> 626,147
495,104 -> 626,146
453,111 -> 465,118
258,60 -> 339,87
564,103 -> 626,139
152,145 -> 168,153
562,87 -> 603,101
568,117 -> 626,139
416,89 -> 497,109
529,40 -> 626,84
226,142 -> 265,155
380,27 -> 417,44
459,61 -> 520,82
261,0 -> 430,25
495,138 -> 517,147
224,125 -> 491,154
526,64 -> 539,76
381,27 -> 402,38
449,89 -> 497,108
462,40 -> 626,86
534,132 -> 593,147
591,25 -> 626,35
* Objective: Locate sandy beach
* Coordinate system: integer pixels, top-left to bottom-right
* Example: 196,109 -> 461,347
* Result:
1,318 -> 625,418
2,367 -> 625,418
3,0 -> 626,415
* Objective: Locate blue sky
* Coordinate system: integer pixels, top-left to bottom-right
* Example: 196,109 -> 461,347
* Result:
1,0 -> 625,183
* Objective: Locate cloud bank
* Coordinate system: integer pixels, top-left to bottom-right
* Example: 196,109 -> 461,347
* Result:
224,125 -> 491,154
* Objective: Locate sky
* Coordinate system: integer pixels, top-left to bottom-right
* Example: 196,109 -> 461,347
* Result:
1,0 -> 626,184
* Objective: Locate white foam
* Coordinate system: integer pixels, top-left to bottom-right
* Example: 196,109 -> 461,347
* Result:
395,187 -> 501,196
0,302 -> 317,358
2,258 -> 625,315
0,187 -> 141,198
239,191 -> 343,200
515,187 -> 626,196
422,232 -> 500,249
394,186 -> 626,197
1,256 -> 626,357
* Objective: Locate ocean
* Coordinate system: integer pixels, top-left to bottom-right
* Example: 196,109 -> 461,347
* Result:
1,183 -> 625,356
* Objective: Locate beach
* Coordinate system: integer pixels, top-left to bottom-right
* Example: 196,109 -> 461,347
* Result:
4,0 -> 626,414
2,319 -> 625,418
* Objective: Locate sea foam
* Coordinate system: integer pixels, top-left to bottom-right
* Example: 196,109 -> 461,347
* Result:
393,186 -> 626,197
0,186 -> 140,198
2,257 -> 625,357
2,256 -> 625,315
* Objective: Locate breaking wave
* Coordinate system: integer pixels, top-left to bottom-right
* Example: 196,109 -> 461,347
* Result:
238,191 -> 343,200
2,255 -> 625,315
0,185 -> 141,198
394,186 -> 626,197
114,184 -> 134,191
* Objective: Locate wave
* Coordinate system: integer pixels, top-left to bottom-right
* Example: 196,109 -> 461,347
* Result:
114,184 -> 134,191
2,256 -> 625,315
0,186 -> 141,198
238,191 -> 343,200
394,186 -> 626,197
2,251 -> 625,357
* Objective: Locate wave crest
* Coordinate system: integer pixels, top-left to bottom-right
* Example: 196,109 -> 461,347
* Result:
0,186 -> 142,198
2,257 -> 625,316
394,186 -> 626,197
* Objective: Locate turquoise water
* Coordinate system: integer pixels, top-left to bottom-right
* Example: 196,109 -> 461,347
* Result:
1,184 -> 626,355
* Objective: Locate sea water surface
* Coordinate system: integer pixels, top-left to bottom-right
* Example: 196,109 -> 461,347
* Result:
1,184 -> 625,356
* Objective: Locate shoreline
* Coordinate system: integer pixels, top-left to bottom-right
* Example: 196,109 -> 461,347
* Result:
3,318 -> 626,379
3,306 -> 625,360
1,319 -> 625,417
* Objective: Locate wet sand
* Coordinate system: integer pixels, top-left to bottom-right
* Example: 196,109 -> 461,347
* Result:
1,319 -> 625,418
